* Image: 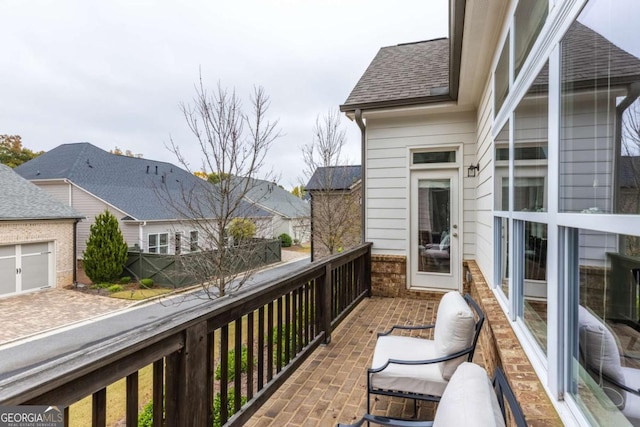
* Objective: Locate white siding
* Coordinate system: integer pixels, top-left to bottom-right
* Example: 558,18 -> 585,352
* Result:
67,185 -> 136,257
474,78 -> 495,282
365,112 -> 477,258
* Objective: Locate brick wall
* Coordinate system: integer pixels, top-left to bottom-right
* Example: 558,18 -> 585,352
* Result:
466,260 -> 562,426
371,254 -> 444,301
0,220 -> 76,288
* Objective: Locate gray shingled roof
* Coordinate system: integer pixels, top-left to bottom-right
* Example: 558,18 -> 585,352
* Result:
14,143 -> 271,221
306,166 -> 361,191
243,178 -> 309,219
341,38 -> 449,110
0,164 -> 83,220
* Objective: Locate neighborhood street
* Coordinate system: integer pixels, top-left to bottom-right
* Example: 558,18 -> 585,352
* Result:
0,256 -> 309,381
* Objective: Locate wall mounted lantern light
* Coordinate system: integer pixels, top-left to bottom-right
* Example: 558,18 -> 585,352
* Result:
467,163 -> 480,178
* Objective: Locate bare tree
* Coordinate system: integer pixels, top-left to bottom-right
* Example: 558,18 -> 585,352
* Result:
162,75 -> 281,298
302,109 -> 361,259
621,98 -> 640,255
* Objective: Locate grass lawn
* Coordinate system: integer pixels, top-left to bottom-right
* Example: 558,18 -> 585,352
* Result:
110,288 -> 173,300
68,364 -> 154,426
285,244 -> 310,254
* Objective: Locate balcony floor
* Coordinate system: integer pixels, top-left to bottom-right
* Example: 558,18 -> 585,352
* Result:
246,295 -> 484,427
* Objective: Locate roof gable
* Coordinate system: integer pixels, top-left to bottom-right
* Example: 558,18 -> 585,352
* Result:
341,38 -> 450,111
0,164 -> 82,220
243,178 -> 309,219
306,166 -> 362,191
15,143 -> 272,221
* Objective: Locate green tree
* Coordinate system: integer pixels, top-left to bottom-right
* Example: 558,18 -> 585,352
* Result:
0,135 -> 44,168
83,210 -> 129,283
291,185 -> 305,199
228,218 -> 256,244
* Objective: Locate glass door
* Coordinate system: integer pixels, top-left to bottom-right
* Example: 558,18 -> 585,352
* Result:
410,169 -> 459,290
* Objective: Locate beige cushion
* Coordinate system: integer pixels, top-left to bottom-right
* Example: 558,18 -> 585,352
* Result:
622,367 -> 640,426
433,362 -> 505,427
578,305 -> 626,409
434,291 -> 475,380
371,335 -> 448,397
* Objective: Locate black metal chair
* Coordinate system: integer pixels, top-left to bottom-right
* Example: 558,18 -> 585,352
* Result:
367,292 -> 485,415
337,364 -> 526,427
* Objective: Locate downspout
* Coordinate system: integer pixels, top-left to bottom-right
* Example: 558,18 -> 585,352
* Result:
355,109 -> 366,244
73,218 -> 80,285
614,82 -> 640,212
310,194 -> 314,262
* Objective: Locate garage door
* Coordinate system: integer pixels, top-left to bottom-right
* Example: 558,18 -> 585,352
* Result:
0,242 -> 52,297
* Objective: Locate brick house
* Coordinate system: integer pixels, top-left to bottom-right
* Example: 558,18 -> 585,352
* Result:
306,165 -> 362,260
0,164 -> 83,297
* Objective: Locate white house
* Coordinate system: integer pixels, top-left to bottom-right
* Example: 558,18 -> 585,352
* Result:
341,0 -> 640,425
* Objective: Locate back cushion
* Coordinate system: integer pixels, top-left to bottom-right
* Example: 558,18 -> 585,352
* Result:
432,362 -> 505,427
578,305 -> 626,409
434,291 -> 476,380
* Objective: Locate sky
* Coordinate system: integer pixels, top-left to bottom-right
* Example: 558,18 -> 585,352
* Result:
1,0 -> 448,190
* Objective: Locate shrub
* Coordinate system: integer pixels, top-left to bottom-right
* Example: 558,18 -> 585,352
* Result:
140,278 -> 154,288
228,218 -> 256,243
96,282 -> 111,289
107,284 -> 124,293
279,233 -> 292,248
120,276 -> 131,284
83,210 -> 128,283
215,345 -> 253,381
137,400 -> 154,427
213,388 -> 247,427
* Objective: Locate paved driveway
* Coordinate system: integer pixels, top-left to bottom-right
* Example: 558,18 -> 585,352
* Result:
0,250 -> 309,347
0,288 -> 133,345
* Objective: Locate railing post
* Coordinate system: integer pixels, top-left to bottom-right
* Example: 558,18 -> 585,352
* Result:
165,321 -> 209,427
322,262 -> 332,344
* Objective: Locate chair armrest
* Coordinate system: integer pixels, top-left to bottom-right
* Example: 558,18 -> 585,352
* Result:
586,366 -> 640,397
377,324 -> 435,337
623,352 -> 640,361
337,414 -> 434,427
369,346 -> 473,374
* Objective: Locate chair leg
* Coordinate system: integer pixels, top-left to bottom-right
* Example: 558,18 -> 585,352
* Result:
413,399 -> 417,418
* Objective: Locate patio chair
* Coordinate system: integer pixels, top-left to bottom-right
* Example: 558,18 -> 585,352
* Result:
578,305 -> 640,426
367,292 -> 485,415
337,362 -> 526,427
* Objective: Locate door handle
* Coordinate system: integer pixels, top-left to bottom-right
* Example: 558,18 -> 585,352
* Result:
453,233 -> 458,238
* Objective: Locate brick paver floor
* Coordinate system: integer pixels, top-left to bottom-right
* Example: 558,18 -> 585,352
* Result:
0,288 -> 133,345
246,295 -> 485,427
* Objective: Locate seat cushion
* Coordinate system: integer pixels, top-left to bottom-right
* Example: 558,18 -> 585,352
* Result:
622,367 -> 640,426
370,335 -> 447,397
433,362 -> 505,427
578,305 -> 626,409
434,291 -> 475,380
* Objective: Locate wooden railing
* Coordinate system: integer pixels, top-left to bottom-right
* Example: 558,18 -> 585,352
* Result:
0,243 -> 372,427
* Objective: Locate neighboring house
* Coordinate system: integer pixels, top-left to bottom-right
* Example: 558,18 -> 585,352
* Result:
14,143 -> 272,259
242,177 -> 310,243
306,165 -> 361,259
340,0 -> 640,425
0,164 -> 83,297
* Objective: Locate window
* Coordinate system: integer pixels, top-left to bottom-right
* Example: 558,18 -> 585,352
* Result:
494,122 -> 510,211
412,150 -> 456,165
494,33 -> 510,115
514,62 -> 548,212
521,221 -> 547,353
567,229 -> 640,426
514,0 -> 548,78
190,230 -> 199,252
148,233 -> 169,254
175,232 -> 182,255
